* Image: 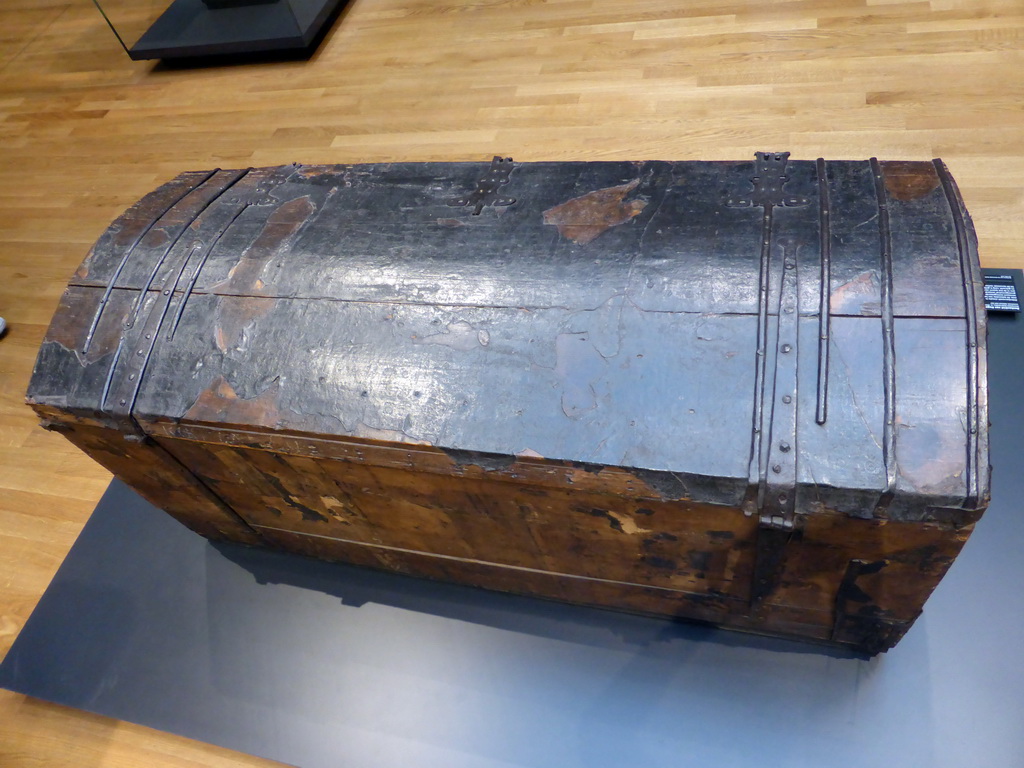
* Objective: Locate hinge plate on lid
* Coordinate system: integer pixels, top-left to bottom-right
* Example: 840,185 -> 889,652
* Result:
448,156 -> 517,215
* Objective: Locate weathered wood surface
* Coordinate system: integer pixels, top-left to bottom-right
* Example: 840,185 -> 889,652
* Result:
26,156 -> 989,655
5,0 -> 1024,762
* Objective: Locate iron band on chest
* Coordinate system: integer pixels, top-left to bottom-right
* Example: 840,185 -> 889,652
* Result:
733,153 -> 816,604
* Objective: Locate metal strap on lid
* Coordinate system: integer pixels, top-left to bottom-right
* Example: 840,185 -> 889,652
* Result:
733,152 -> 831,606
83,169 -> 220,355
934,159 -> 984,511
870,158 -> 898,512
100,165 -> 297,425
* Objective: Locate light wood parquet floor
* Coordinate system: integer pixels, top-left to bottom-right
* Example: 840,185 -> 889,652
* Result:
1,0 -> 1022,764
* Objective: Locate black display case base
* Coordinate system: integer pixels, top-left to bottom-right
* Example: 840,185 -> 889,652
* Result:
2,274 -> 1022,768
111,0 -> 346,61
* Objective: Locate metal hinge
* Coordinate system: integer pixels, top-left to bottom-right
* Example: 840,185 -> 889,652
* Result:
447,156 -> 516,215
727,151 -> 810,209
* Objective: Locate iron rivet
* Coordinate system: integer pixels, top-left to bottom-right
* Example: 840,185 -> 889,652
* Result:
785,262 -> 795,270
781,344 -> 792,353
163,290 -> 170,295
119,399 -> 126,406
782,395 -> 792,404
778,493 -> 788,503
772,464 -> 782,474
145,334 -> 151,339
779,442 -> 791,452
136,350 -> 144,356
128,374 -> 136,381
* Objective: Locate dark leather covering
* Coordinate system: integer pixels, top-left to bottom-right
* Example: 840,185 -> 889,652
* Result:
30,157 -> 987,520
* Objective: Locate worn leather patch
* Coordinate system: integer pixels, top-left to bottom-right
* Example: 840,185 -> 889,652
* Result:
543,179 -> 647,245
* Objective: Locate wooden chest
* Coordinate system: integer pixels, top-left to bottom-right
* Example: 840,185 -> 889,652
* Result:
27,154 -> 989,654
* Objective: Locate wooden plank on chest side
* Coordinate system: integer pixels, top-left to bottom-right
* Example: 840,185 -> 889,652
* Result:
27,412 -> 262,545
154,436 -> 760,601
212,526 -> 852,647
